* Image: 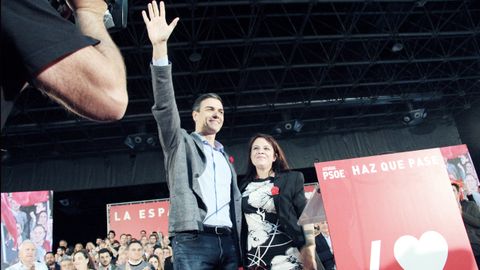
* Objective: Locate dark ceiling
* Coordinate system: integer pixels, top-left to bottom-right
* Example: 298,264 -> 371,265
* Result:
2,0 -> 479,163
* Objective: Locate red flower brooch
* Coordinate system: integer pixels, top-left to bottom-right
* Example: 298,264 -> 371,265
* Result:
271,186 -> 279,195
229,156 -> 234,164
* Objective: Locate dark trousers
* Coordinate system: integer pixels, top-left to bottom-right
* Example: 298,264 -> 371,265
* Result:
172,231 -> 239,270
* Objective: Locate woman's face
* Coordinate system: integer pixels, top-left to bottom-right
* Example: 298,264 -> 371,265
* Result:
148,258 -> 159,269
38,212 -> 48,224
74,244 -> 83,252
154,248 -> 164,261
73,253 -> 88,270
250,137 -> 276,172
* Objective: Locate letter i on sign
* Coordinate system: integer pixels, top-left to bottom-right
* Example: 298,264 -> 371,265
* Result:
370,240 -> 381,270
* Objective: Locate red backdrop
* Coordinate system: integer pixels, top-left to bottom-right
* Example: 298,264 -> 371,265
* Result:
107,199 -> 170,239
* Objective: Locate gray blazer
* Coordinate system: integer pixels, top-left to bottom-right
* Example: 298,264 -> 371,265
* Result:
150,64 -> 242,240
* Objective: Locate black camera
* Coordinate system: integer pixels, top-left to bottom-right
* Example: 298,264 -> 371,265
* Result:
50,0 -> 128,32
104,0 -> 128,32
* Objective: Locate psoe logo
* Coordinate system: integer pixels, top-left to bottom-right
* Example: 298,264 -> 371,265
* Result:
321,166 -> 346,180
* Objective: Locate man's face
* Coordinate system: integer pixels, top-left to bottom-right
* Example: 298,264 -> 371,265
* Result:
56,248 -> 64,256
145,244 -> 154,255
192,98 -> 224,135
73,253 -> 88,270
120,234 -> 127,245
59,240 -> 67,247
99,252 -> 112,267
149,235 -> 157,244
19,242 -> 36,264
163,248 -> 171,258
108,232 -> 115,239
74,243 -> 83,251
128,243 -> 143,261
140,236 -> 148,245
45,253 -> 56,266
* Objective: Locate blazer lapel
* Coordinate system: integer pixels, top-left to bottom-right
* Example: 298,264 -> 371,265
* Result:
191,133 -> 207,202
273,172 -> 286,214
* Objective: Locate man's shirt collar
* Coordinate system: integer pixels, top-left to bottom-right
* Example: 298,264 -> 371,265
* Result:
193,132 -> 225,152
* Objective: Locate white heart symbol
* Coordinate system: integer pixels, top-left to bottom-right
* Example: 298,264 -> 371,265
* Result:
394,231 -> 448,270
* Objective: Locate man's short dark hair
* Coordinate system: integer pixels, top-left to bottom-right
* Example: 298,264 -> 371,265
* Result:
57,246 -> 66,252
108,230 -> 116,236
127,240 -> 142,249
98,248 -> 112,257
192,93 -> 223,112
45,251 -> 54,257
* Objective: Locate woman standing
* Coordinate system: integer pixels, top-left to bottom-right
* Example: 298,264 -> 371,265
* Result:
239,134 -> 317,269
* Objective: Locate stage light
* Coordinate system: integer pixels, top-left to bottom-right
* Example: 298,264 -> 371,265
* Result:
402,108 -> 427,126
124,133 -> 158,150
189,52 -> 202,62
391,42 -> 404,53
274,119 -> 304,135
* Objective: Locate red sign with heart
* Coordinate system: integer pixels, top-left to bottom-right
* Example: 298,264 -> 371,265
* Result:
315,147 -> 478,270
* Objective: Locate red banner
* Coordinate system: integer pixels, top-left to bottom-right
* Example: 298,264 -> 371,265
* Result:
1,191 -> 53,266
107,199 -> 170,239
315,147 -> 477,270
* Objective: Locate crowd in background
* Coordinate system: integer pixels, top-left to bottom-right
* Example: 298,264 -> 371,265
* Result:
6,225 -> 337,270
47,230 -> 174,270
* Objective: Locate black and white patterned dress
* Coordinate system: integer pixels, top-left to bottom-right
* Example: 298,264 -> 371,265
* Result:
242,177 -> 303,269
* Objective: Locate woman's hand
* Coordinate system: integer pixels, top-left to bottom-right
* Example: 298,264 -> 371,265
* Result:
301,245 -> 317,270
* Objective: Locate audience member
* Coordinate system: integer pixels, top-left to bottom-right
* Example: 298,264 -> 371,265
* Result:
125,234 -> 132,245
98,248 -> 116,270
162,247 -> 173,270
74,243 -> 84,253
6,240 -> 48,270
56,246 -> 67,263
314,222 -> 335,270
85,242 -> 97,259
108,231 -> 116,242
119,234 -> 128,247
148,234 -> 158,246
60,259 -> 75,270
117,241 -> 152,270
139,236 -> 148,247
45,251 -> 61,270
144,243 -> 155,259
72,249 -> 96,270
147,255 -> 162,270
452,180 -> 480,267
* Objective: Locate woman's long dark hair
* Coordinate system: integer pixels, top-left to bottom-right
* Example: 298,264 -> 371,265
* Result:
244,133 -> 290,180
